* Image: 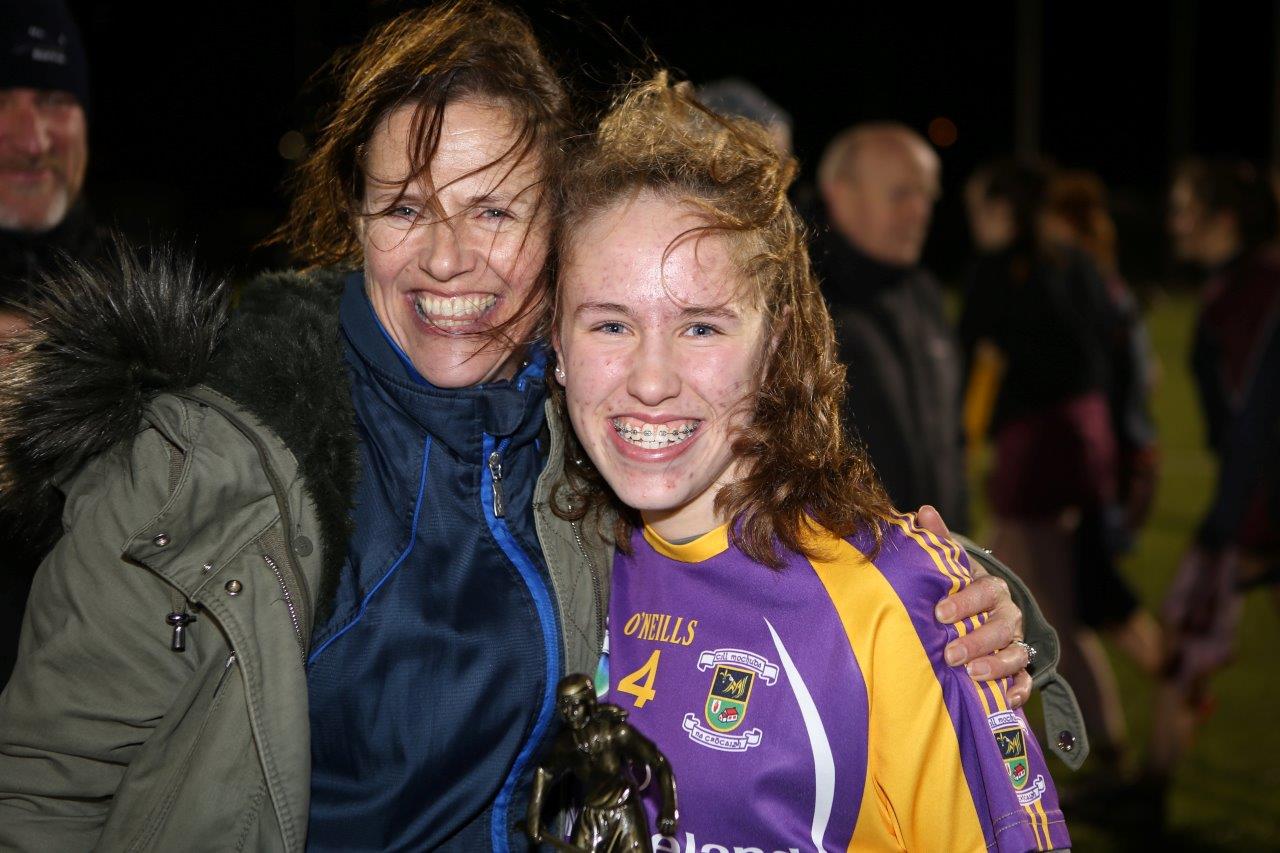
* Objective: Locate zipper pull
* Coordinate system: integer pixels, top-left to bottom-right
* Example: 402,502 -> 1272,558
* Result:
166,610 -> 196,652
488,450 -> 506,518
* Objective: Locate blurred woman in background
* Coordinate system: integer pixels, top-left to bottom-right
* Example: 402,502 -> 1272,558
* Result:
961,159 -> 1135,775
1155,159 -> 1280,812
1041,172 -> 1163,679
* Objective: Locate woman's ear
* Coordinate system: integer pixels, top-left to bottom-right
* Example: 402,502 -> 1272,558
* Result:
551,328 -> 566,387
352,202 -> 367,242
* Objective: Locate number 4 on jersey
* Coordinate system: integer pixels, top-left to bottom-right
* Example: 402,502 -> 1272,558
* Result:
617,649 -> 662,708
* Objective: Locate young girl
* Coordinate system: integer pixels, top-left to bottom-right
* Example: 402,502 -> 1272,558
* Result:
551,76 -> 1070,852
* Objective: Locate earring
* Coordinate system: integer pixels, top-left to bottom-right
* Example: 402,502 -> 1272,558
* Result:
554,365 -> 566,381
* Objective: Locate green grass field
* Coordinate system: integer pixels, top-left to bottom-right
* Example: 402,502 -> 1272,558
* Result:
970,292 -> 1280,850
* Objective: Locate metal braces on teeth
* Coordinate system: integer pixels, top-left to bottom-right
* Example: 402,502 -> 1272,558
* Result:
612,421 -> 700,442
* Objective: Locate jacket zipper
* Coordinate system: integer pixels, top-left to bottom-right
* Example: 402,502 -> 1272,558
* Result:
263,553 -> 305,657
212,651 -> 238,700
482,434 -> 561,853
571,520 -> 606,648
488,450 -> 506,518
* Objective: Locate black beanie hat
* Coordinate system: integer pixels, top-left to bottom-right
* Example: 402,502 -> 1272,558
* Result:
0,0 -> 89,112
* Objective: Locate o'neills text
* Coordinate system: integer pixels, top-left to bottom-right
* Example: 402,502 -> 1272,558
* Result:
622,611 -> 698,646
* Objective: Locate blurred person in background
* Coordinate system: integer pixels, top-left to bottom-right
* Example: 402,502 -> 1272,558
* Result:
696,76 -> 793,155
1040,171 -> 1164,679
961,158 -> 1137,775
0,0 -> 100,690
814,122 -> 969,529
699,106 -> 1085,719
0,0 -> 98,313
1153,158 -> 1280,813
695,76 -> 821,217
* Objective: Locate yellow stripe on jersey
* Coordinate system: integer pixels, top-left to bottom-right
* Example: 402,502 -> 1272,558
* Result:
980,675 -> 1009,715
1034,796 -> 1053,848
799,528 -> 990,853
917,523 -> 972,582
889,514 -> 970,638
973,678 -> 994,719
911,517 -> 1019,714
914,523 -> 983,635
893,513 -> 966,591
1023,804 -> 1045,850
993,681 -> 1009,713
890,517 -> 1013,720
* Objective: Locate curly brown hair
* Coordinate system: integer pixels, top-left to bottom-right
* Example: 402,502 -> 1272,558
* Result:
1045,170 -> 1118,272
550,72 -> 895,566
270,1 -> 573,343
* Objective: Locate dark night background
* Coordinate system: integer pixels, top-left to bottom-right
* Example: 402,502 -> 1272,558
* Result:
64,1 -> 1277,286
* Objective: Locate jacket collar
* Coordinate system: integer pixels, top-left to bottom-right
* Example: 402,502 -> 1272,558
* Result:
811,214 -> 917,307
338,272 -> 546,459
0,200 -> 102,295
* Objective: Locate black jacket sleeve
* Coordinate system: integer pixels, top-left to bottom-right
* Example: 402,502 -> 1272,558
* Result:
1196,315 -> 1280,549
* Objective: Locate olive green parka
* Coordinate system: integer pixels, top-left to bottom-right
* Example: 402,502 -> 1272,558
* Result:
0,255 -> 611,851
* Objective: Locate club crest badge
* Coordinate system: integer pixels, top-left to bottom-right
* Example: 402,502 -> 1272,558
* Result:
987,710 -> 1046,804
993,725 -> 1029,789
683,648 -> 778,752
705,666 -> 754,732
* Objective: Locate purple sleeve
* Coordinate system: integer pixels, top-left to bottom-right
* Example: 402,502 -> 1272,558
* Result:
864,518 -> 1071,851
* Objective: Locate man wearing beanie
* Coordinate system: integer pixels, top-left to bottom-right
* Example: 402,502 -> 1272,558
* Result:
0,0 -> 97,295
0,0 -> 102,691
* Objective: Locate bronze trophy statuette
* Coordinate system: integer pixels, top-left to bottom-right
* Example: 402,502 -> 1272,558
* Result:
526,674 -> 678,853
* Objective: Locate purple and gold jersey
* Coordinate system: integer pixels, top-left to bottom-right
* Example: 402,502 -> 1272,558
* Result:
602,513 -> 1069,852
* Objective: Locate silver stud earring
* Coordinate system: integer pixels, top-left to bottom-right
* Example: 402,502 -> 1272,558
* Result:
554,365 -> 566,381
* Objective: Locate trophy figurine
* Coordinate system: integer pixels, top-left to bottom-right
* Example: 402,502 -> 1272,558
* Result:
526,674 -> 678,853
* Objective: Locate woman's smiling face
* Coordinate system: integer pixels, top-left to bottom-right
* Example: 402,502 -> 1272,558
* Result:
554,190 -> 770,540
359,98 -> 548,387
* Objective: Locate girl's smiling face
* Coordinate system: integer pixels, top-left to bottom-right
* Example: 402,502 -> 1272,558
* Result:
554,190 -> 770,541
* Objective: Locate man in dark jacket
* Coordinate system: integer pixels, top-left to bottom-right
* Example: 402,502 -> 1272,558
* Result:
813,122 -> 968,528
0,0 -> 102,690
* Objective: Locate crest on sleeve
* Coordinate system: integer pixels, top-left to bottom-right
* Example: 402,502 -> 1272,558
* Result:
994,725 -> 1029,789
987,710 -> 1046,804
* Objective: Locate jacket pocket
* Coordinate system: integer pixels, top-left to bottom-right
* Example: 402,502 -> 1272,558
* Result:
123,652 -> 242,851
98,630 -> 273,853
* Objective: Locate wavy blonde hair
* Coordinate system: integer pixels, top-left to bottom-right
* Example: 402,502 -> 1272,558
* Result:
551,72 -> 894,566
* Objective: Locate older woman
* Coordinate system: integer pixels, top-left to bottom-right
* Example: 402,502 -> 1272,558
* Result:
549,76 -> 1070,851
0,3 -> 1033,851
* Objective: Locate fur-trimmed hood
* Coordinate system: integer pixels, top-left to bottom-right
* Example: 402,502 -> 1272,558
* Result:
0,245 -> 357,606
